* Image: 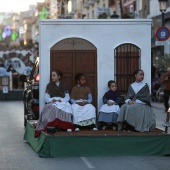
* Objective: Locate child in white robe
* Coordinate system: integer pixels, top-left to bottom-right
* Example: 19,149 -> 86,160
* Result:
70,73 -> 97,132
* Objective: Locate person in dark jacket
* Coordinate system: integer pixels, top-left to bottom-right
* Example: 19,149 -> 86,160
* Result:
160,67 -> 170,112
98,80 -> 122,130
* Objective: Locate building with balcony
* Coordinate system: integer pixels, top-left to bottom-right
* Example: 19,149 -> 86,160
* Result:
81,0 -> 112,19
149,1 -> 170,66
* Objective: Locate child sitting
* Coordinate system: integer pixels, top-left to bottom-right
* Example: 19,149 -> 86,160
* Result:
70,73 -> 97,132
98,80 -> 122,130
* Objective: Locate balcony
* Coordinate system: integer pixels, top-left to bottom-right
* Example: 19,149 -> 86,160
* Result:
83,3 -> 90,8
92,0 -> 100,2
87,0 -> 94,5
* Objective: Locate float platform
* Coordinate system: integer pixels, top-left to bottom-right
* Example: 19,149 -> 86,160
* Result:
24,121 -> 170,158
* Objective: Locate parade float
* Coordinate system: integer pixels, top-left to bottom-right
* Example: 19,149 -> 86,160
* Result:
24,19 -> 170,157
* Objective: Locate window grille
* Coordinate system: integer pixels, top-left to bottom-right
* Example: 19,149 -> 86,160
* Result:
114,43 -> 141,95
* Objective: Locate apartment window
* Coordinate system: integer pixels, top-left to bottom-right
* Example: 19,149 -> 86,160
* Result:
114,43 -> 141,95
109,0 -> 115,6
168,1 -> 170,7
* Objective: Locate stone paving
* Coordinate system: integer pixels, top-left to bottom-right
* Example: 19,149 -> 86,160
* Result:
151,101 -> 170,133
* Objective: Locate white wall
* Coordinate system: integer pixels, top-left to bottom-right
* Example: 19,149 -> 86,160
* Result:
39,19 -> 151,112
149,0 -> 170,18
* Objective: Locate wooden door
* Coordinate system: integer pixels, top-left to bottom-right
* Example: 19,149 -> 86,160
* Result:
50,50 -> 97,108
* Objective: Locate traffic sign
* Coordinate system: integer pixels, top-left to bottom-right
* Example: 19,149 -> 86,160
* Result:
155,26 -> 170,41
155,41 -> 166,46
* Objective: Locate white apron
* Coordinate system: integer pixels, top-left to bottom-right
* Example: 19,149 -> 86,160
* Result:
99,104 -> 120,114
52,97 -> 72,114
72,103 -> 96,124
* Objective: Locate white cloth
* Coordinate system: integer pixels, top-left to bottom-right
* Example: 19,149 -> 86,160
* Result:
44,92 -> 72,114
131,81 -> 146,94
0,67 -> 10,76
45,93 -> 70,103
52,101 -> 72,114
72,102 -> 96,124
125,82 -> 146,104
99,104 -> 120,114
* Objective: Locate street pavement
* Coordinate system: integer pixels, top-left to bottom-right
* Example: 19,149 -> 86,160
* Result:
151,101 -> 170,134
0,101 -> 170,170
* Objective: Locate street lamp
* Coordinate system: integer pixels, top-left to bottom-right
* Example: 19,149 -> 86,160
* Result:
158,0 -> 168,57
158,0 -> 168,26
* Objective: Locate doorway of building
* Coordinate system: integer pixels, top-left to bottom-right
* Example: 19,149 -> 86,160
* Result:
50,38 -> 97,108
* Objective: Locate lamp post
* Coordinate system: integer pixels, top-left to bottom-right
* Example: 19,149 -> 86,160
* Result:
158,0 -> 168,57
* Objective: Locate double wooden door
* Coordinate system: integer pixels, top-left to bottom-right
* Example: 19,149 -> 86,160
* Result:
50,50 -> 97,108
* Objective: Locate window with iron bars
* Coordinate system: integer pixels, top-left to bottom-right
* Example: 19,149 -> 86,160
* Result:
114,43 -> 141,96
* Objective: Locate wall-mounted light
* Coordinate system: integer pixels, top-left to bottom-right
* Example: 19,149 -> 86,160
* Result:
158,0 -> 168,12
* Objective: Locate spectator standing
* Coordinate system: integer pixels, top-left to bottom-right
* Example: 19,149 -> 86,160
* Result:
0,64 -> 10,77
151,63 -> 156,82
160,67 -> 170,112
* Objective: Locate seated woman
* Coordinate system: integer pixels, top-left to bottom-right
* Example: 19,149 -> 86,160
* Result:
117,69 -> 156,132
34,69 -> 74,137
70,73 -> 97,132
98,80 -> 122,130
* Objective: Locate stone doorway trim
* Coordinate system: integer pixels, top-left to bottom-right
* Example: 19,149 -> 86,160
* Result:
51,38 -> 96,51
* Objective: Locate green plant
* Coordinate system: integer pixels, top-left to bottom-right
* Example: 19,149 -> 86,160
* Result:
98,13 -> 108,19
157,54 -> 170,71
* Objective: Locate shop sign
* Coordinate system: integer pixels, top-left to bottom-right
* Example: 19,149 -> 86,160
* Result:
95,7 -> 111,16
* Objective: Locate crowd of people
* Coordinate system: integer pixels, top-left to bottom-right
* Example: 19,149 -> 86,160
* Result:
0,61 -> 33,89
0,64 -> 11,77
160,67 -> 170,112
34,69 -> 158,138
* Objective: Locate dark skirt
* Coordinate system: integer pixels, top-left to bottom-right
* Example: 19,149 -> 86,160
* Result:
98,111 -> 118,123
117,103 -> 156,132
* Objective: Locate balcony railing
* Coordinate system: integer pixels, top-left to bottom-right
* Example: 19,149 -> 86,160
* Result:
83,3 -> 90,8
87,0 -> 94,5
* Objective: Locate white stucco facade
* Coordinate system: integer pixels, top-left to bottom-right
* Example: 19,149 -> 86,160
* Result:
149,1 -> 170,18
39,19 -> 151,112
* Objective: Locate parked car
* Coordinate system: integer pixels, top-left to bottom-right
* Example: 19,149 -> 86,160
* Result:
19,57 -> 39,126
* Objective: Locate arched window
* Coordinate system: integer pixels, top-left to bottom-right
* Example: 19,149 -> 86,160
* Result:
114,43 -> 141,95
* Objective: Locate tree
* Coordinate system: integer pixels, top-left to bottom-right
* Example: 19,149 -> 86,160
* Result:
98,13 -> 108,19
157,54 -> 170,71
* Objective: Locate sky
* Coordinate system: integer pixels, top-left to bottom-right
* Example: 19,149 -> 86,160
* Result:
0,0 -> 44,13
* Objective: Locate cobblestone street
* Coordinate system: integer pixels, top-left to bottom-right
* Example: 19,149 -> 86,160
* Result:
152,101 -> 170,133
